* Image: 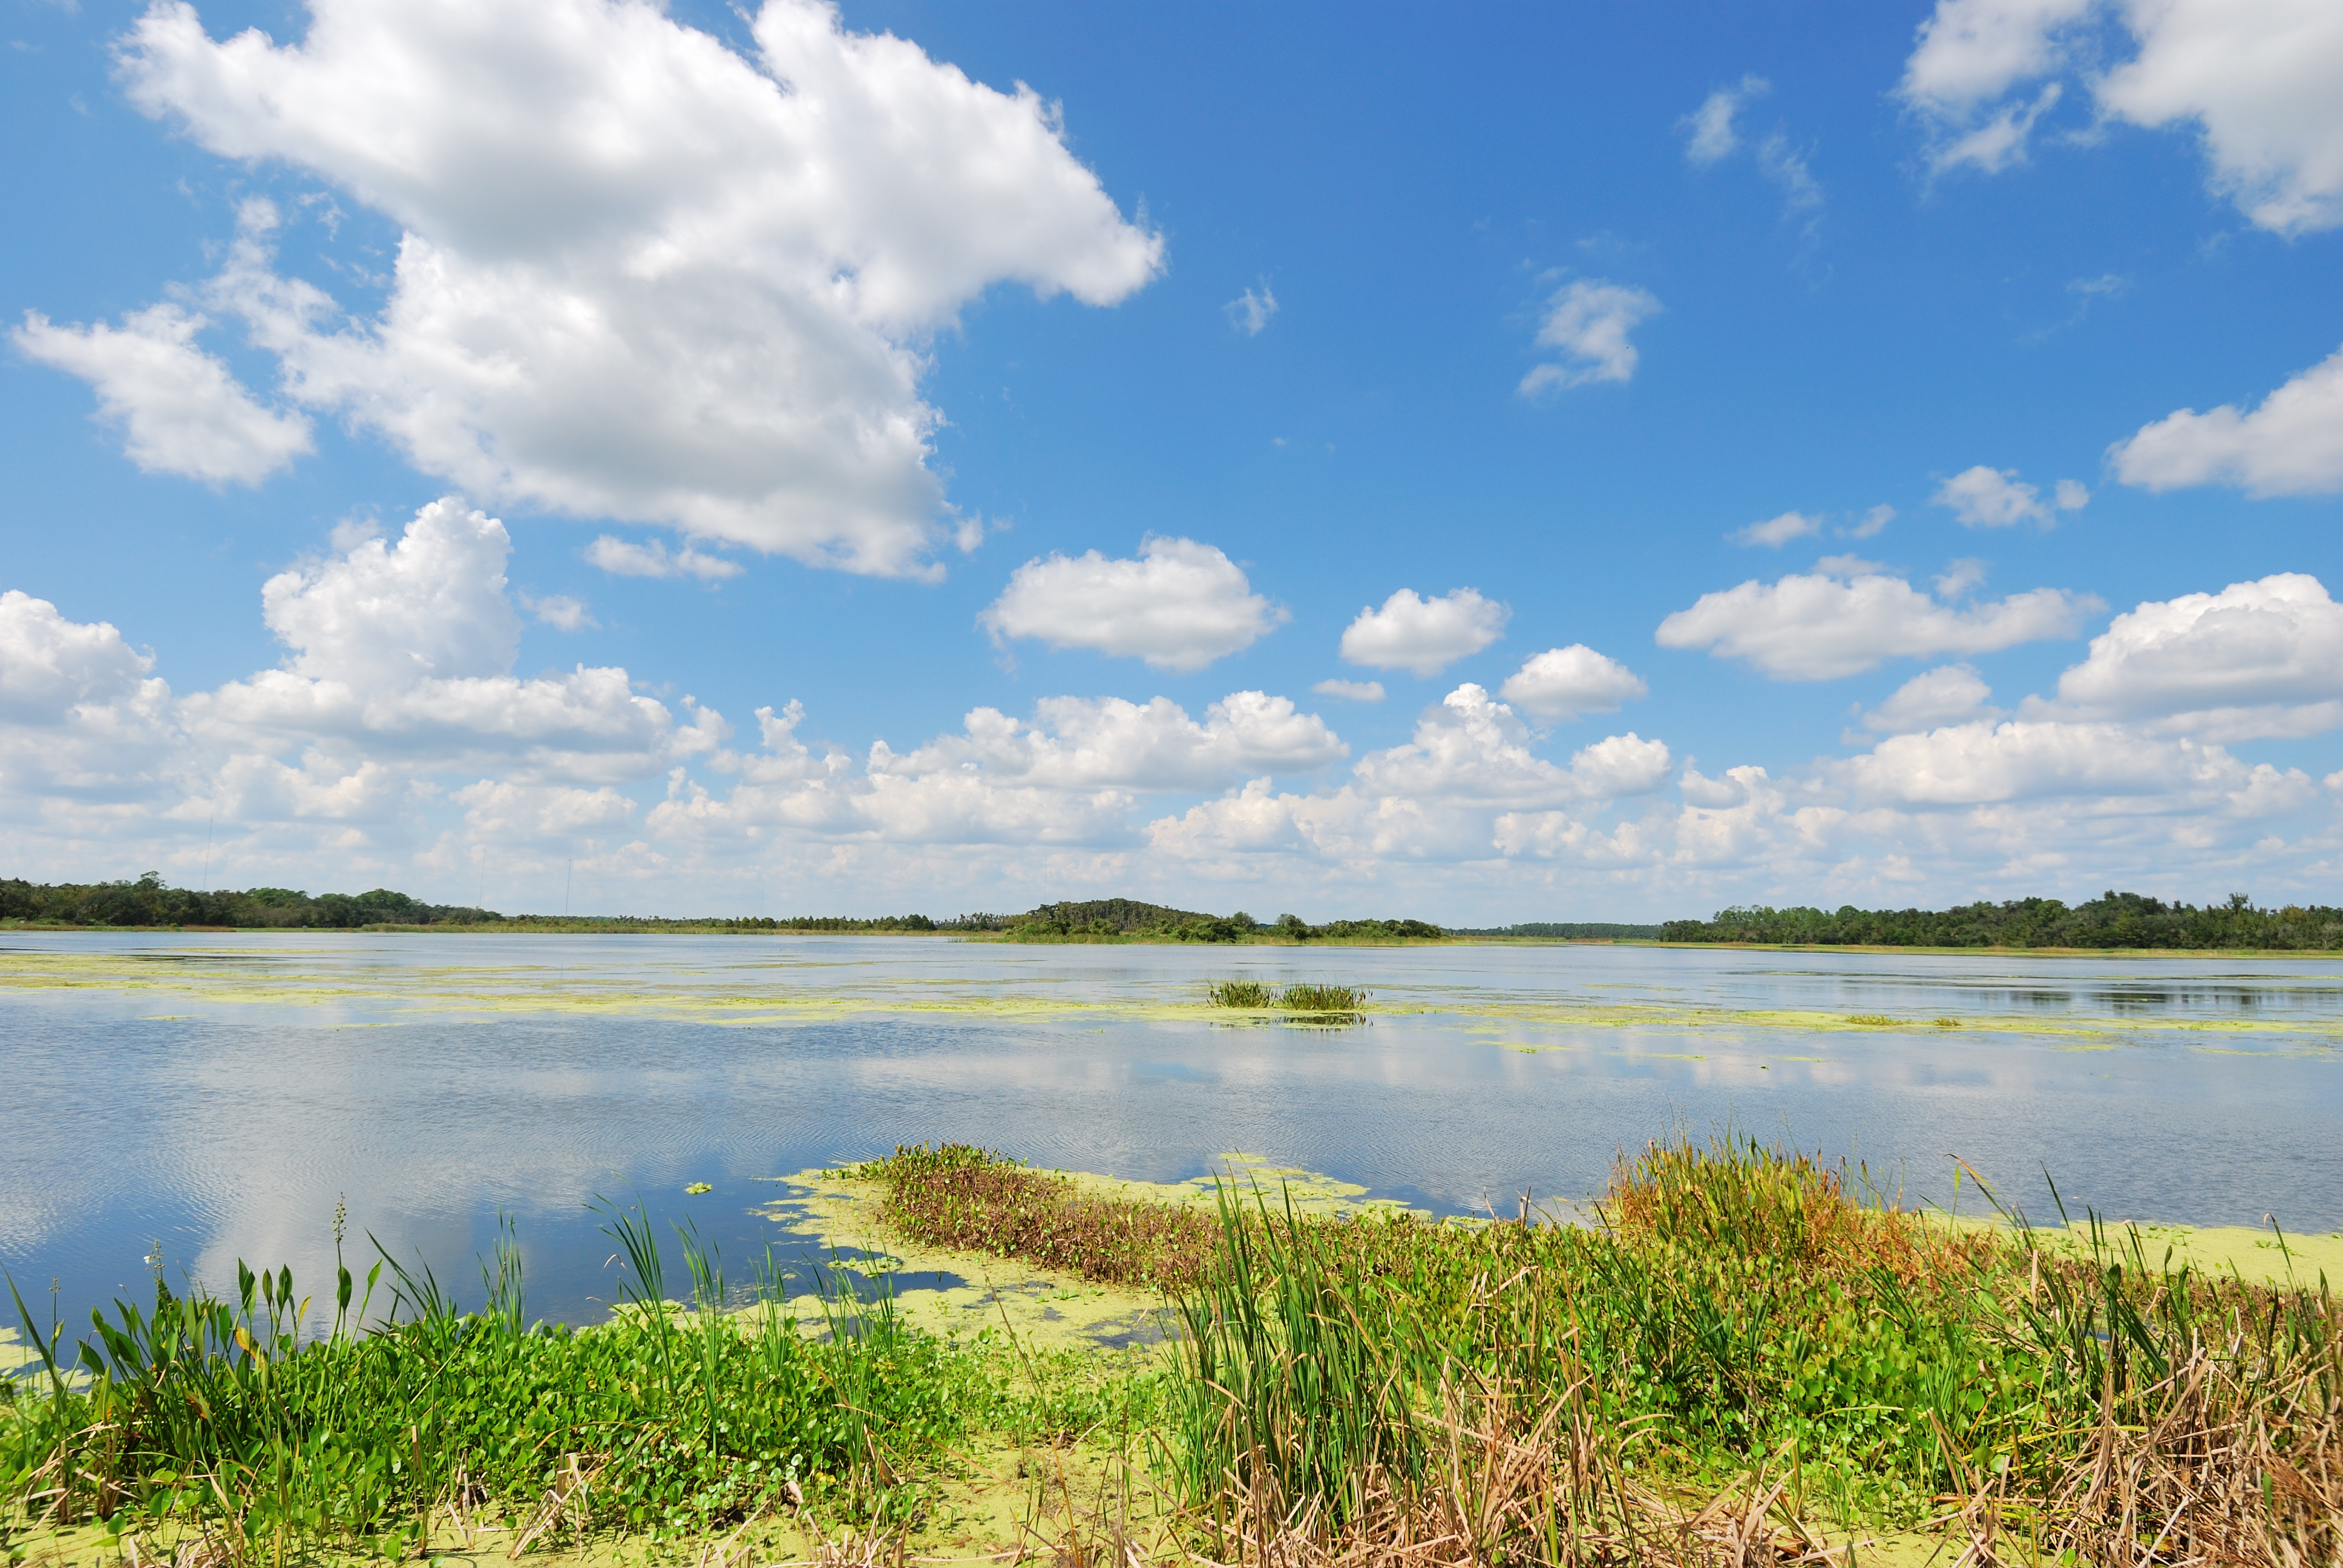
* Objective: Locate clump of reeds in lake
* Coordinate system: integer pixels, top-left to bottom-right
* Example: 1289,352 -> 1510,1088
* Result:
1205,979 -> 1368,1014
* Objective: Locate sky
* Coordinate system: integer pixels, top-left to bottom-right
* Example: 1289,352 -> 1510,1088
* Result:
2,0 -> 2341,923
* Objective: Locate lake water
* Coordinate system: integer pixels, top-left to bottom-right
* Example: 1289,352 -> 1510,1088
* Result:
4,932 -> 2338,1337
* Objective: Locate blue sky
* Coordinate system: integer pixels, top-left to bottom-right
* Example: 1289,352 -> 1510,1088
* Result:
4,0 -> 2341,921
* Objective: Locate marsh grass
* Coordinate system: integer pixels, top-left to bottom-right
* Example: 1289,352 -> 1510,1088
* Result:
1205,981 -> 1369,1016
12,1142 -> 2337,1566
857,1145 -> 1213,1293
0,1195 -> 1100,1564
862,1138 -> 2342,1565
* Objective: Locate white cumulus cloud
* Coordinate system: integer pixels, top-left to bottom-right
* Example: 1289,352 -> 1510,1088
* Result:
1933,465 -> 2087,527
100,0 -> 1164,575
1498,645 -> 1648,723
585,537 -> 744,581
1861,664 -> 2001,733
1519,280 -> 1662,394
1339,589 -> 1508,678
871,691 -> 1343,792
1311,679 -> 1384,703
1841,718 -> 2313,812
2109,342 -> 2343,497
1898,0 -> 2343,232
13,303 -> 312,485
979,537 -> 1285,673
185,498 -> 726,778
1656,563 -> 2099,680
2046,573 -> 2343,737
0,590 -> 160,724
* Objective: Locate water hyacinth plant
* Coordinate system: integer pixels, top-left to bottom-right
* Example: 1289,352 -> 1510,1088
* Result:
1,1200 -> 996,1562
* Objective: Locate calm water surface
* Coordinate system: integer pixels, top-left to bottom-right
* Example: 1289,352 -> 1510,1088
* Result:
4,932 -> 2338,1334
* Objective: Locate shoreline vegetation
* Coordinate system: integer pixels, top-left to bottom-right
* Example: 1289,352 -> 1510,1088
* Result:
6,876 -> 2343,952
7,1138 -> 2336,1566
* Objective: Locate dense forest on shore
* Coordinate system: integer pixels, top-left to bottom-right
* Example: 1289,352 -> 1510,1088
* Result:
18,877 -> 2335,949
1660,890 -> 2343,950
0,875 -> 500,929
0,879 -> 1441,941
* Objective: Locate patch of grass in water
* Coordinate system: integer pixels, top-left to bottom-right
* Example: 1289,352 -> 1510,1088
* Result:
1276,982 -> 1365,1014
1204,979 -> 1367,1019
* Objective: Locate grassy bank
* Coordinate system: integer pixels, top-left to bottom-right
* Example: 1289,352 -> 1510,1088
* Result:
853,1140 -> 2343,1563
10,1142 -> 2338,1565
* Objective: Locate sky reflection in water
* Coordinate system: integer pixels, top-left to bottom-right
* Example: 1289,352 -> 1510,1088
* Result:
3,932 -> 2338,1335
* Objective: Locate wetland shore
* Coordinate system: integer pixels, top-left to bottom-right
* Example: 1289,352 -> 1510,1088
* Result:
7,1138 -> 2338,1567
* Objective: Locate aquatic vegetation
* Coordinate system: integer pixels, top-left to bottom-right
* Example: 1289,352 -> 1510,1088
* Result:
1204,980 -> 1368,1015
0,1203 -> 1107,1559
854,1143 -> 1214,1293
853,1138 -> 2343,1564
11,1140 -> 2339,1563
1276,982 -> 1365,1014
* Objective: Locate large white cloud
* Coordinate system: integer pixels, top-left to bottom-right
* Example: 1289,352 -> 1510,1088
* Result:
1497,645 -> 1647,722
2109,343 -> 2343,497
1339,588 -> 1508,677
88,0 -> 1162,575
0,590 -> 179,809
13,303 -> 312,485
978,538 -> 1285,671
0,591 -> 160,724
870,691 -> 1343,792
1656,564 -> 2099,680
1840,719 -> 2315,813
2044,573 -> 2343,737
1148,685 -> 1671,865
183,498 -> 726,783
1899,0 -> 2343,233
2096,0 -> 2343,236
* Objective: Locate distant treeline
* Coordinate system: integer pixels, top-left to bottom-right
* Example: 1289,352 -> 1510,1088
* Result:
1449,922 -> 1665,939
1659,891 -> 2343,950
0,875 -> 499,929
0,878 -> 1450,940
968,898 -> 1446,944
